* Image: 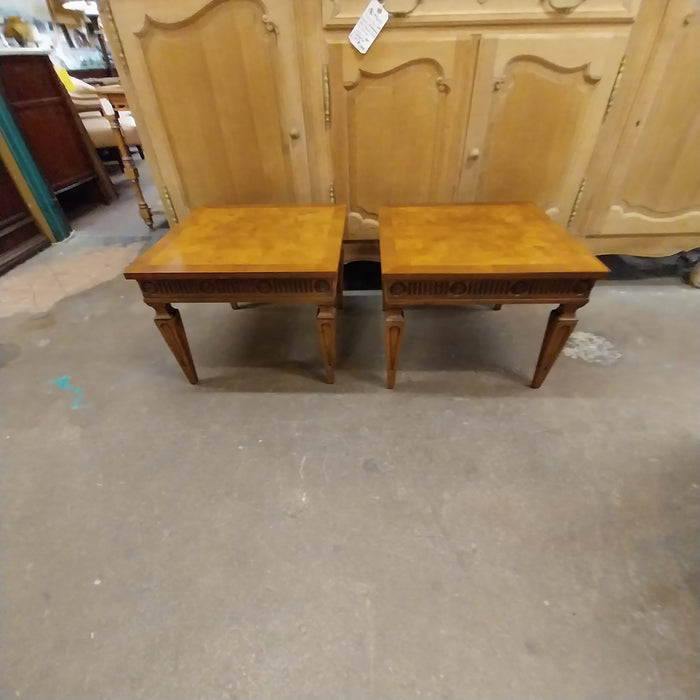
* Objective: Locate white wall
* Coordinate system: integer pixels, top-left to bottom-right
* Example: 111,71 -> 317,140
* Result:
0,1 -> 52,21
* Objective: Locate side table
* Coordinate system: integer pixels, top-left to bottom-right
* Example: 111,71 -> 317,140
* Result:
380,203 -> 609,389
124,205 -> 346,383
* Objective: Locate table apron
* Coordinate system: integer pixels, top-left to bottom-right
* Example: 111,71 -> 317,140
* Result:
137,277 -> 337,305
382,277 -> 597,306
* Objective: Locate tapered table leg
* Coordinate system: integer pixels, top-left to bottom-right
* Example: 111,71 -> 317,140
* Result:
147,303 -> 198,384
385,309 -> 405,389
531,302 -> 586,388
316,305 -> 336,383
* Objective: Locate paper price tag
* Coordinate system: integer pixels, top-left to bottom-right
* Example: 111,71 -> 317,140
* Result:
349,0 -> 389,55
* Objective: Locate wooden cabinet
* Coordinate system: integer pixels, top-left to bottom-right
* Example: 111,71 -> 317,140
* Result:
329,34 -> 478,238
101,0 -> 700,259
578,0 -> 700,255
0,157 -> 50,275
0,53 -> 114,207
103,0 -> 310,219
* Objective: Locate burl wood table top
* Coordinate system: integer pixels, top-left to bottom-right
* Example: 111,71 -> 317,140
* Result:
380,203 -> 609,277
125,205 -> 346,278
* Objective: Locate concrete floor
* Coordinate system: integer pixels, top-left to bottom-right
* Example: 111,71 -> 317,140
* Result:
0,172 -> 698,699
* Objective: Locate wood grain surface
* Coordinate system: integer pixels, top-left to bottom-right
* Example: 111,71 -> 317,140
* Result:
380,203 -> 609,276
125,205 -> 346,277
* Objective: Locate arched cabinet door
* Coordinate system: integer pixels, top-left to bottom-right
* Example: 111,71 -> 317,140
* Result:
101,0 -> 311,222
327,36 -> 479,239
459,31 -> 627,228
585,0 -> 700,248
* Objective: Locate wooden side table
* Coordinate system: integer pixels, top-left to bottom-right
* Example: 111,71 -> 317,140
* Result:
124,205 -> 346,383
380,203 -> 609,389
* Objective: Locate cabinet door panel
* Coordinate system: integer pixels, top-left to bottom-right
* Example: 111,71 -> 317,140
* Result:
597,3 -> 700,236
0,55 -> 104,192
329,37 -> 478,239
13,102 -> 94,190
462,33 -> 626,227
105,0 -> 310,219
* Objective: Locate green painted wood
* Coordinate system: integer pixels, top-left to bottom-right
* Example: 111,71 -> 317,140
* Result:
0,94 -> 71,241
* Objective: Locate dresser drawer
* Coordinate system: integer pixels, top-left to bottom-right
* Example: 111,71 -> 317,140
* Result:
323,0 -> 639,28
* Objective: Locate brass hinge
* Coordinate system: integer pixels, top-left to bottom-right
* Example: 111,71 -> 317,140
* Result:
328,182 -> 336,203
322,64 -> 331,128
568,178 -> 586,228
97,0 -> 129,77
162,186 -> 178,223
603,54 -> 626,121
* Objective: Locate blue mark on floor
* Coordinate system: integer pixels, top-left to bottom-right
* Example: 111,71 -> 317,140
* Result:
50,375 -> 85,409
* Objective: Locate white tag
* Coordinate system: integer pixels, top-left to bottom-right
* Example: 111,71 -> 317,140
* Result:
349,0 -> 389,55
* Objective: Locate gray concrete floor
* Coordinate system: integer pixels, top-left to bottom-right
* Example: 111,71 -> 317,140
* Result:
0,169 -> 698,699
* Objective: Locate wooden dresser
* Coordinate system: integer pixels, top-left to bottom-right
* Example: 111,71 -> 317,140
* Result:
0,51 -> 115,215
99,0 -> 700,261
0,156 -> 50,274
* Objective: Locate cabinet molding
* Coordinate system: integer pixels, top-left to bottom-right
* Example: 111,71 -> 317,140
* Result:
601,205 -> 700,236
134,0 -> 276,35
584,233 -> 700,257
